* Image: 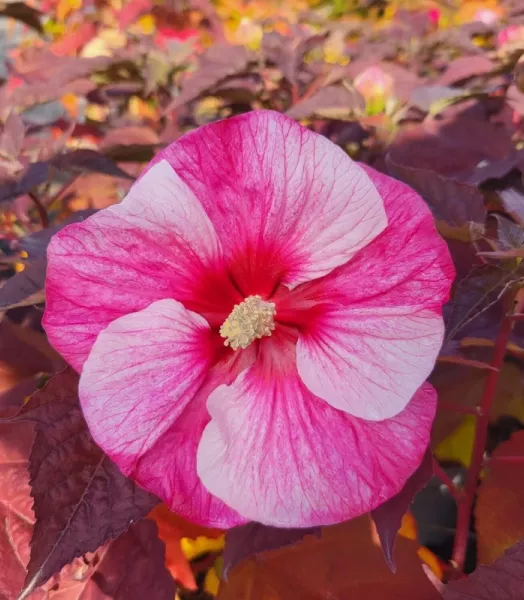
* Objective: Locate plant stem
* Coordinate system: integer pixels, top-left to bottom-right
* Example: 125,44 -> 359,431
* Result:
433,458 -> 460,500
27,191 -> 49,228
451,290 -> 524,572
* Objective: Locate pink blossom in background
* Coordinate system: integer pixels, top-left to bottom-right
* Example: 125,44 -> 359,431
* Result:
353,66 -> 394,101
497,24 -> 524,49
428,8 -> 440,29
473,9 -> 500,26
353,66 -> 394,114
43,110 -> 454,528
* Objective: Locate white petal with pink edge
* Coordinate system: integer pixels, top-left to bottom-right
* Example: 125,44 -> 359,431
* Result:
44,160 -> 233,371
157,110 -> 387,293
133,379 -> 248,529
196,341 -> 436,527
297,307 -> 444,421
79,298 -> 214,474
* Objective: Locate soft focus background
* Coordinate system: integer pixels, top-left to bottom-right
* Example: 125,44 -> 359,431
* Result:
3,0 -> 524,598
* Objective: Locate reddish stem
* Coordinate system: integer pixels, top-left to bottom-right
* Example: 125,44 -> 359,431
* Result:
451,291 -> 524,571
27,191 -> 49,228
433,458 -> 460,500
291,83 -> 300,106
299,71 -> 327,104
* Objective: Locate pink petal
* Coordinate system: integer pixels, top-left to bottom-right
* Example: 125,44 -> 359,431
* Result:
154,110 -> 387,294
44,160 -> 239,371
134,379 -> 247,528
79,298 -> 254,528
280,165 -> 454,420
297,308 -> 444,420
197,336 -> 437,527
79,299 -> 214,473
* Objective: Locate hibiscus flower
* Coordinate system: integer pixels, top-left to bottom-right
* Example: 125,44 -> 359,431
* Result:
44,110 -> 454,528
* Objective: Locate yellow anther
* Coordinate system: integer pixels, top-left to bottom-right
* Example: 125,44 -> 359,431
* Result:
220,295 -> 276,350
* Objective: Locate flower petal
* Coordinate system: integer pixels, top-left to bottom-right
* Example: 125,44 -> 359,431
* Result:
79,298 -> 254,528
297,308 -> 444,420
280,165 -> 454,420
197,337 -> 436,527
134,382 -> 247,528
44,160 -> 238,371
155,110 -> 387,294
79,299 -> 213,473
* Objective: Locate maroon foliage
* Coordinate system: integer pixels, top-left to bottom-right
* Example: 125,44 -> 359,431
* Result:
287,85 -> 365,119
0,2 -> 43,33
0,421 -> 36,600
262,30 -> 328,85
0,210 -> 97,310
164,43 -> 253,112
443,541 -> 524,599
371,449 -> 434,572
86,520 -> 175,600
436,56 -> 495,86
15,368 -> 159,597
223,523 -> 321,580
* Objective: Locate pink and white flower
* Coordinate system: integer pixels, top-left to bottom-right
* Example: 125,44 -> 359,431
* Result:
44,110 -> 454,528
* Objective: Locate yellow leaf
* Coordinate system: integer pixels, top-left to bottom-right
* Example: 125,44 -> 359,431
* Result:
434,415 -> 476,467
81,36 -> 111,57
128,96 -> 158,121
135,14 -> 156,36
61,92 -> 79,118
181,535 -> 225,561
204,566 -> 221,596
418,547 -> 444,581
85,104 -> 110,122
56,0 -> 82,22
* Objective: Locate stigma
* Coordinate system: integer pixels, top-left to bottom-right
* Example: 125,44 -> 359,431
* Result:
220,295 -> 276,350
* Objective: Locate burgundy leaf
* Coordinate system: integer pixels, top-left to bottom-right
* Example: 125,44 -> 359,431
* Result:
5,79 -> 97,113
443,266 -> 515,342
19,210 -> 97,259
262,30 -> 328,85
465,152 -> 524,186
506,84 -> 524,117
0,318 -> 61,391
0,162 -> 49,205
88,520 -> 175,600
164,43 -> 252,113
52,150 -> 134,180
497,187 -> 524,227
388,107 -> 514,179
409,85 -> 464,113
443,540 -> 524,599
286,85 -> 365,120
0,2 -> 43,34
475,431 -> 524,565
0,210 -> 97,311
223,523 -> 321,580
385,151 -> 487,228
0,111 -> 25,159
491,214 -> 524,250
371,449 -> 434,572
117,0 -> 150,28
14,368 -> 159,598
103,144 -> 162,163
0,260 -> 47,311
0,420 -> 37,600
436,56 -> 495,86
100,126 -> 160,149
9,51 -> 110,86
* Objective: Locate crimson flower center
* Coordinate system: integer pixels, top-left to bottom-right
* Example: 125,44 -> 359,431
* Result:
219,295 -> 276,350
